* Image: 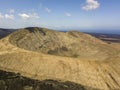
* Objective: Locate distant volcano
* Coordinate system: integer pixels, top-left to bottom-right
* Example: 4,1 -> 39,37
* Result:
0,28 -> 15,39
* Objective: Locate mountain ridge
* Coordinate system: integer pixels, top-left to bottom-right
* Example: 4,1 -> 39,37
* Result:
0,27 -> 120,90
8,27 -> 118,60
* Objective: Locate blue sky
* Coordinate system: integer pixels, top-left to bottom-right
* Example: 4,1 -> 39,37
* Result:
0,0 -> 120,31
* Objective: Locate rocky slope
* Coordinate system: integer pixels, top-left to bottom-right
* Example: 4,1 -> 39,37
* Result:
0,27 -> 120,90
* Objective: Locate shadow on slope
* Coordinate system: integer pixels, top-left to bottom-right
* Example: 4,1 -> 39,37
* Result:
0,70 -> 98,90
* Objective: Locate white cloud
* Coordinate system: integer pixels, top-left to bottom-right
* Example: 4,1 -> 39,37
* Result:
18,13 -> 40,19
45,7 -> 51,13
18,13 -> 30,19
65,12 -> 71,17
82,0 -> 100,11
0,13 -> 4,19
5,14 -> 14,19
9,9 -> 15,13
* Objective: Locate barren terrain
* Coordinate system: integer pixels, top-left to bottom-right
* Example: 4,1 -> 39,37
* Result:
0,27 -> 120,90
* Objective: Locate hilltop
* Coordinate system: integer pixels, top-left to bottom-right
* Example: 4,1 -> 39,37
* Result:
9,27 -> 118,60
